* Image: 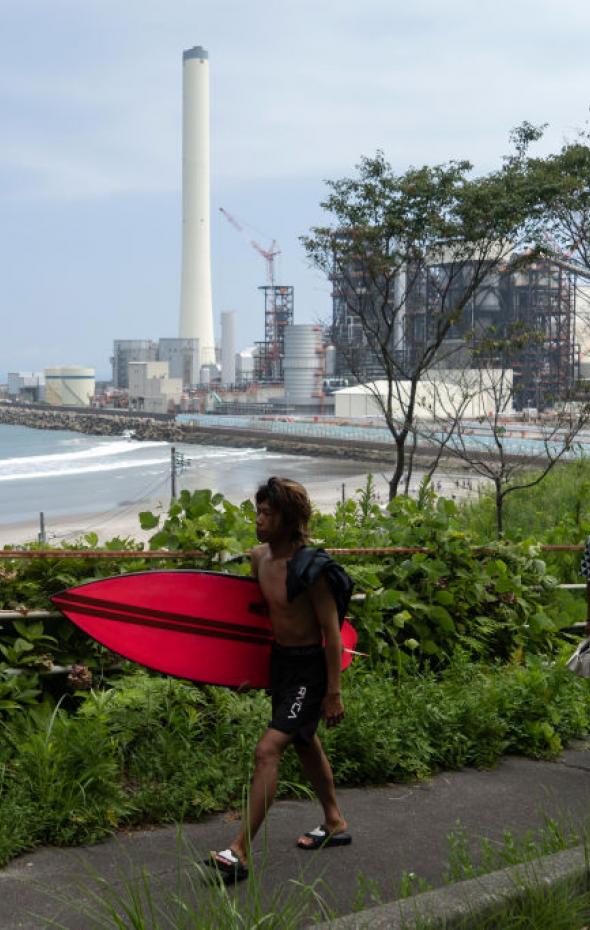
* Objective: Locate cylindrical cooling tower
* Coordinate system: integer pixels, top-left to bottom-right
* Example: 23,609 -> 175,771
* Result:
179,46 -> 215,365
283,325 -> 324,408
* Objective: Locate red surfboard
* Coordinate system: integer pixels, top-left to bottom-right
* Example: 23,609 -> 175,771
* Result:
51,570 -> 358,690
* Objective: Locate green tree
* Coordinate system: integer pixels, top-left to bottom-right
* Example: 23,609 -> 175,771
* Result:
302,148 -> 551,499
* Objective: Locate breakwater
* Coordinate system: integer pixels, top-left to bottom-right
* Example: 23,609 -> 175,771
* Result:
0,404 -> 395,466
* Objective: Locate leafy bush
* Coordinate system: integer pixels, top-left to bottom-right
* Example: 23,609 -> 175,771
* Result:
335,494 -> 570,666
0,536 -> 158,680
140,488 -> 257,567
0,483 -> 583,719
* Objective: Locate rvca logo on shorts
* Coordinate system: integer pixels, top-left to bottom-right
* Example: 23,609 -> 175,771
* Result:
288,685 -> 307,720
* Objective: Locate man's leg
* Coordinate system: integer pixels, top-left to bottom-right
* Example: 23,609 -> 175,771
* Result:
217,727 -> 292,866
293,734 -> 347,847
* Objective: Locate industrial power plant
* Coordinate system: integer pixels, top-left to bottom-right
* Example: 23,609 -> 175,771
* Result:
6,44 -> 590,427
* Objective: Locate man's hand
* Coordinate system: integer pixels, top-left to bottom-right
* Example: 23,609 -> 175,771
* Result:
322,692 -> 344,727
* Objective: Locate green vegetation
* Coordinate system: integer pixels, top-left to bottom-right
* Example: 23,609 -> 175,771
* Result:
1,650 -> 588,866
44,838 -> 334,930
0,472 -> 589,871
0,482 -> 583,694
397,817 -> 581,898
459,457 -> 590,584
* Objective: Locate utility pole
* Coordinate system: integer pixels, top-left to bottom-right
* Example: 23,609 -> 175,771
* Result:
171,446 -> 192,499
171,447 -> 177,499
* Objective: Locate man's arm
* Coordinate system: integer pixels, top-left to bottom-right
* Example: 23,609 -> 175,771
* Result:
310,574 -> 344,727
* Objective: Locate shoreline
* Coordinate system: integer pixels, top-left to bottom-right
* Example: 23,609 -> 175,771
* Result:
0,469 -> 485,548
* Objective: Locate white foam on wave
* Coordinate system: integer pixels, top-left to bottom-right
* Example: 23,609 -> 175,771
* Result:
0,436 -> 285,485
0,456 -> 169,483
192,446 -> 283,463
0,439 -> 168,483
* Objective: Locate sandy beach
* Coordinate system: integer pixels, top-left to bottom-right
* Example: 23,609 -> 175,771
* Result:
0,467 -> 485,548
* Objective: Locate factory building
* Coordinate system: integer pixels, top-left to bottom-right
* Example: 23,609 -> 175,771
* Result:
128,362 -> 182,414
103,47 -> 300,410
333,369 -> 513,420
157,338 -> 199,386
333,253 -> 577,410
111,340 -> 157,389
404,257 -> 575,410
332,256 -> 402,382
235,347 -> 257,384
7,372 -> 45,402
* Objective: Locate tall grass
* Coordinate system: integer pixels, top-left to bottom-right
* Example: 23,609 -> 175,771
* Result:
41,833 -> 335,930
459,458 -> 590,548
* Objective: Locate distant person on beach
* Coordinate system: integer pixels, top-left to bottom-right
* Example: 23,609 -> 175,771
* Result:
207,476 -> 353,882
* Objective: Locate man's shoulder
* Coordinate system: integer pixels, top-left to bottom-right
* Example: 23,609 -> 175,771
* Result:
286,546 -> 354,623
251,543 -> 269,563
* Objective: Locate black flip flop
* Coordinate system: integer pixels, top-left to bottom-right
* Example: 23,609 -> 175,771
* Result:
297,825 -> 352,850
205,848 -> 249,883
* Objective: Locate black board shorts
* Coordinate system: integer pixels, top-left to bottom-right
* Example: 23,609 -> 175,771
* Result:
269,643 -> 327,746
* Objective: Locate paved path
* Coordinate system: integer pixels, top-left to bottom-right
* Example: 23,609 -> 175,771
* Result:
2,742 -> 590,929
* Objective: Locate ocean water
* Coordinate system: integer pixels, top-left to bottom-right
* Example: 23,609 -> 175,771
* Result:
0,424 -> 366,528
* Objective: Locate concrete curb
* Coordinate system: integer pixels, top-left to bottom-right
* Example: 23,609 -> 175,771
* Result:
311,845 -> 590,929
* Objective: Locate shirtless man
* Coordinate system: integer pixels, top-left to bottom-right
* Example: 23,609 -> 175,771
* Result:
209,476 -> 351,882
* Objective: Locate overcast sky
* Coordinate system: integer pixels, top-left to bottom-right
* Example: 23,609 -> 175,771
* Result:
2,0 -> 590,380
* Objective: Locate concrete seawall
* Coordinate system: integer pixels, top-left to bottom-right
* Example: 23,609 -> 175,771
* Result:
1,403 -> 553,472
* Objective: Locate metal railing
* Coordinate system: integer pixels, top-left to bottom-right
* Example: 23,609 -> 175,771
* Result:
176,413 -> 590,460
0,544 -> 587,624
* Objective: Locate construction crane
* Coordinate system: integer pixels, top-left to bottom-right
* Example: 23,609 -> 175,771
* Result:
219,206 -> 281,287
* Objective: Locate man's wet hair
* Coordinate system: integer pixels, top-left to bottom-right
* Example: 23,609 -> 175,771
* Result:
255,477 -> 312,544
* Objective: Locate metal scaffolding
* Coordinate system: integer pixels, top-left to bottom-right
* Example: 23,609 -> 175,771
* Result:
498,261 -> 575,408
403,257 -> 576,410
254,286 -> 294,382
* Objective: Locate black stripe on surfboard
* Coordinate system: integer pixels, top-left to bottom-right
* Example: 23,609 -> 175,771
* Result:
53,590 -> 272,641
58,601 -> 274,648
54,595 -> 273,644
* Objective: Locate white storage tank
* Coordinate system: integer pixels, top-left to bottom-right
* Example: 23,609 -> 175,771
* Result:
283,325 -> 324,408
44,367 -> 95,406
325,344 -> 336,377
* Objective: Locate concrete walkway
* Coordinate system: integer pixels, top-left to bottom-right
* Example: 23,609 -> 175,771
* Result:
2,741 -> 590,929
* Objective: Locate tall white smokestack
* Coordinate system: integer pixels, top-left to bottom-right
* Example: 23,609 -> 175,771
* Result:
179,46 -> 215,365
